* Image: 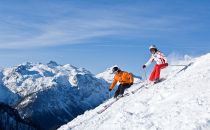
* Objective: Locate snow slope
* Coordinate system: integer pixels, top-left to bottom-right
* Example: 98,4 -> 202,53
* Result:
59,53 -> 210,130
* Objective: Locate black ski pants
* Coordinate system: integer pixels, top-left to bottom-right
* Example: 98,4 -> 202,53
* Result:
114,84 -> 131,98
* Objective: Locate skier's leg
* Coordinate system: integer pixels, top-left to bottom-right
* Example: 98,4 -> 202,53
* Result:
154,65 -> 161,80
114,85 -> 121,98
119,85 -> 125,96
126,85 -> 131,89
161,63 -> 168,69
119,85 -> 131,96
155,63 -> 168,80
149,65 -> 158,81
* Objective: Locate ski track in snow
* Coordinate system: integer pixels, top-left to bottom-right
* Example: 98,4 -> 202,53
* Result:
59,54 -> 210,130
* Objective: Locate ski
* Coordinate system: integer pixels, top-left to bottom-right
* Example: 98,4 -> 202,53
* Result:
97,75 -> 172,114
98,83 -> 149,114
131,83 -> 148,94
97,76 -> 174,114
151,78 -> 166,85
97,99 -> 118,114
97,93 -> 129,114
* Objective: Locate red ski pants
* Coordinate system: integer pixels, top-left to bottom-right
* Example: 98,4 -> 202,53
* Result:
149,63 -> 168,81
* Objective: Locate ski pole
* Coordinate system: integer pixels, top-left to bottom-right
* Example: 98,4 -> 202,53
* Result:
143,69 -> 148,80
169,65 -> 188,67
109,92 -> 111,98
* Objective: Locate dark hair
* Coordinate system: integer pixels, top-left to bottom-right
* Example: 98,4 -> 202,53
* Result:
112,67 -> 121,73
154,48 -> 158,52
150,48 -> 158,52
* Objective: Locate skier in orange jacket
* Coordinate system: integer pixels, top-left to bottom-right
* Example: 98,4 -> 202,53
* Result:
109,67 -> 134,98
142,45 -> 168,83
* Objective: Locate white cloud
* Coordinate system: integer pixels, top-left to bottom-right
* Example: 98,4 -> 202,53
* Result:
0,12 -> 136,49
0,3 -> 198,49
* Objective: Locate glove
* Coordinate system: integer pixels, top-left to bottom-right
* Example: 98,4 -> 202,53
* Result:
109,88 -> 112,91
165,63 -> 169,66
142,65 -> 146,69
130,83 -> 133,86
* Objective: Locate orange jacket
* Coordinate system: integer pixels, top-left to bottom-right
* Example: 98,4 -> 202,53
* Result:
109,71 -> 134,90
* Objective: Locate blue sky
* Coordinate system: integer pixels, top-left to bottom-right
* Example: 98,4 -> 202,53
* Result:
0,0 -> 210,75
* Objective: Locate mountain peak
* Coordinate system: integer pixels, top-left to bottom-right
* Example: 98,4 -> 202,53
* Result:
47,61 -> 59,68
96,65 -> 117,83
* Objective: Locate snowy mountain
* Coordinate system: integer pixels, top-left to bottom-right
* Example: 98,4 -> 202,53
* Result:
0,61 -> 111,130
59,53 -> 210,130
96,65 -> 117,83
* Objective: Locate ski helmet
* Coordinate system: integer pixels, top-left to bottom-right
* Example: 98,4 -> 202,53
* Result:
149,45 -> 157,50
112,67 -> 119,73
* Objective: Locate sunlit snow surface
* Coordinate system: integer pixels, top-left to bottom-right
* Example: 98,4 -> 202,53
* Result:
59,54 -> 210,130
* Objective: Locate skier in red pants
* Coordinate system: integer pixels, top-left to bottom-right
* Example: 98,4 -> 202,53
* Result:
142,45 -> 168,84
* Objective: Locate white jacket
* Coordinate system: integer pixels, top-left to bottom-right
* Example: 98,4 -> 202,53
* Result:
145,51 -> 168,66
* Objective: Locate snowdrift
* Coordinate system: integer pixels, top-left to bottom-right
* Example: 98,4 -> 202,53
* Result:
59,53 -> 210,130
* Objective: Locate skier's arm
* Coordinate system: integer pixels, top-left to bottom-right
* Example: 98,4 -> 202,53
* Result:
109,78 -> 118,90
145,56 -> 154,67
